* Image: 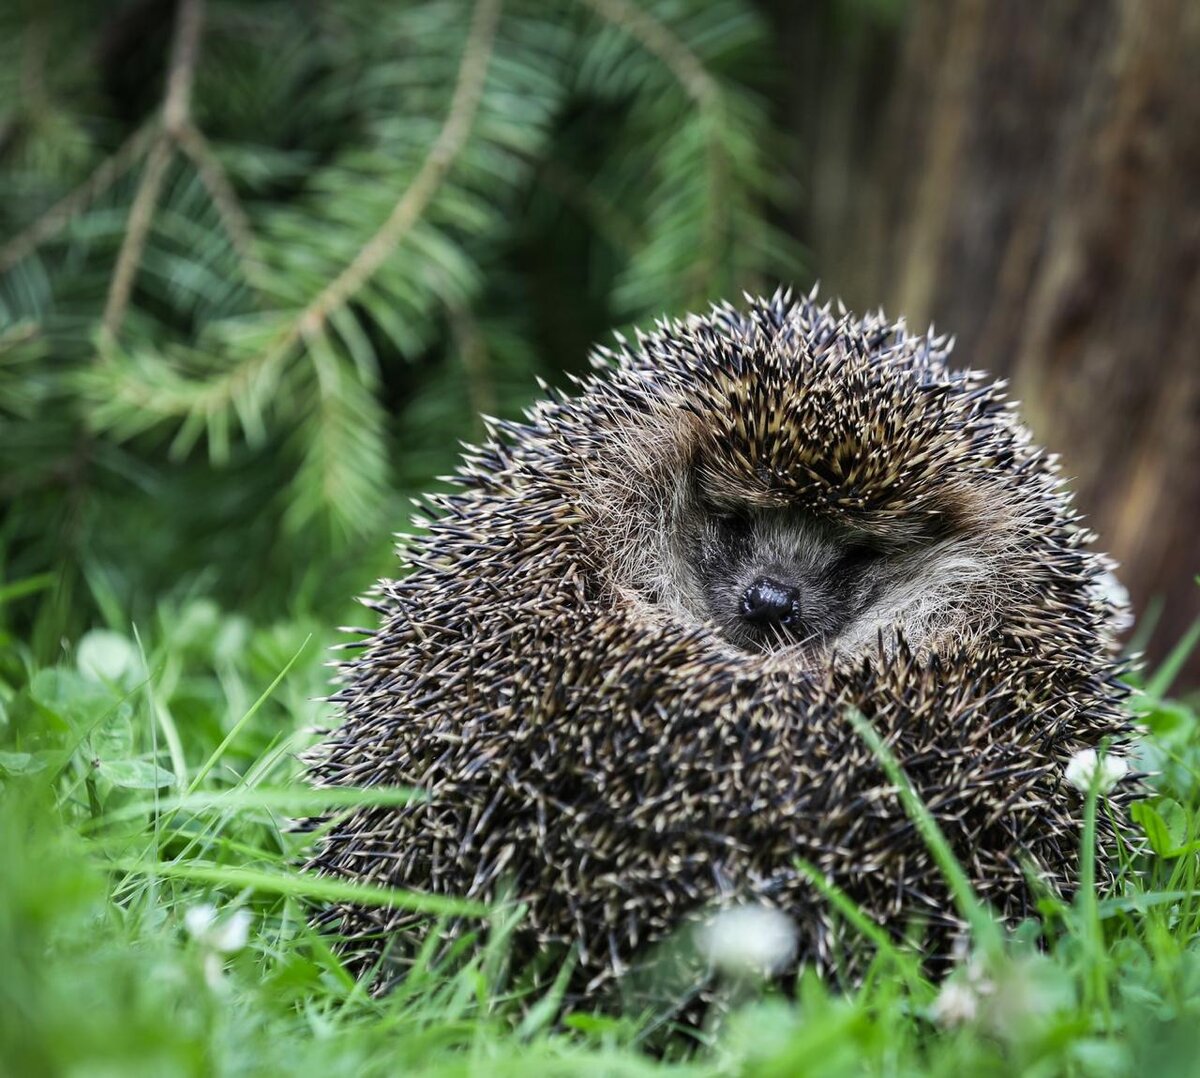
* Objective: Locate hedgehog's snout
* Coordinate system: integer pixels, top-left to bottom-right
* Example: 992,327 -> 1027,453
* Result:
740,576 -> 802,630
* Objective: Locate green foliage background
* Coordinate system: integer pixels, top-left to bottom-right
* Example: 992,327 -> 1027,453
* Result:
0,0 -> 806,654
2,1 -> 1199,1075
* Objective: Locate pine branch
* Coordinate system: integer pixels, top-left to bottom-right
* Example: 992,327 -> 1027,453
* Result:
83,319 -> 293,449
92,0 -> 506,434
576,0 -> 729,301
284,334 -> 389,539
276,0 -> 505,535
0,121 -> 157,273
100,0 -> 207,347
174,122 -> 259,271
272,0 -> 503,357
576,0 -> 718,107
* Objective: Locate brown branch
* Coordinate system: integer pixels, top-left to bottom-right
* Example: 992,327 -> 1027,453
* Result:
175,121 -> 259,268
99,0 -> 206,348
286,0 -> 503,348
162,0 -> 205,136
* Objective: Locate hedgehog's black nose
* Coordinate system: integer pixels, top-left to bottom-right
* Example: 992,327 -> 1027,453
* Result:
740,577 -> 801,628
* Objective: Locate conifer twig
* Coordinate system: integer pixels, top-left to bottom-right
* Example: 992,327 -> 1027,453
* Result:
0,122 -> 157,274
175,122 -> 258,266
574,0 -> 728,300
100,0 -> 206,348
96,0 -> 504,425
283,0 -> 503,351
575,0 -> 718,106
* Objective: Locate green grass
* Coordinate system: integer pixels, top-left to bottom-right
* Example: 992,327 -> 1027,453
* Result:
2,591 -> 1199,1077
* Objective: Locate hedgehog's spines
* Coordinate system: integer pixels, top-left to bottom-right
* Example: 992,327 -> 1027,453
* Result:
306,288 -> 1131,1001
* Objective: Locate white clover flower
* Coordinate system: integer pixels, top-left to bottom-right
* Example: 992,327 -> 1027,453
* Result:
77,629 -> 141,683
931,952 -> 1072,1041
207,909 -> 250,953
697,904 -> 798,979
981,955 -> 1074,1042
930,977 -> 981,1027
185,903 -> 250,952
1065,748 -> 1129,794
184,903 -> 218,940
184,903 -> 251,988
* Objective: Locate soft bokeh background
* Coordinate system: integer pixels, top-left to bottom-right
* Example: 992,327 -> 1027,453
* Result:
1,0 -> 1195,682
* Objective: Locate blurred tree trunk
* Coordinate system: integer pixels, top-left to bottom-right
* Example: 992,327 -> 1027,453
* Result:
765,0 -> 1200,685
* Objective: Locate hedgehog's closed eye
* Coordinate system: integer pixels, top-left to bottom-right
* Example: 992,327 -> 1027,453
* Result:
837,543 -> 881,571
825,542 -> 883,587
710,506 -> 753,544
708,504 -> 750,526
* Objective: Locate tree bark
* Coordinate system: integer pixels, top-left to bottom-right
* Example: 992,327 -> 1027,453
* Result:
767,0 -> 1200,686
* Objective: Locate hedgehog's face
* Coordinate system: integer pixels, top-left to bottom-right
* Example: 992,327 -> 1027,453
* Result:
687,503 -> 883,653
670,492 -> 989,659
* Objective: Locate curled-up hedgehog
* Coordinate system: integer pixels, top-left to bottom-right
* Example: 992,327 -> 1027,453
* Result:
306,289 -> 1130,996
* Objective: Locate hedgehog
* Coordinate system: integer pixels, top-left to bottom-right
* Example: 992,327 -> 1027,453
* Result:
305,289 -> 1130,1000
